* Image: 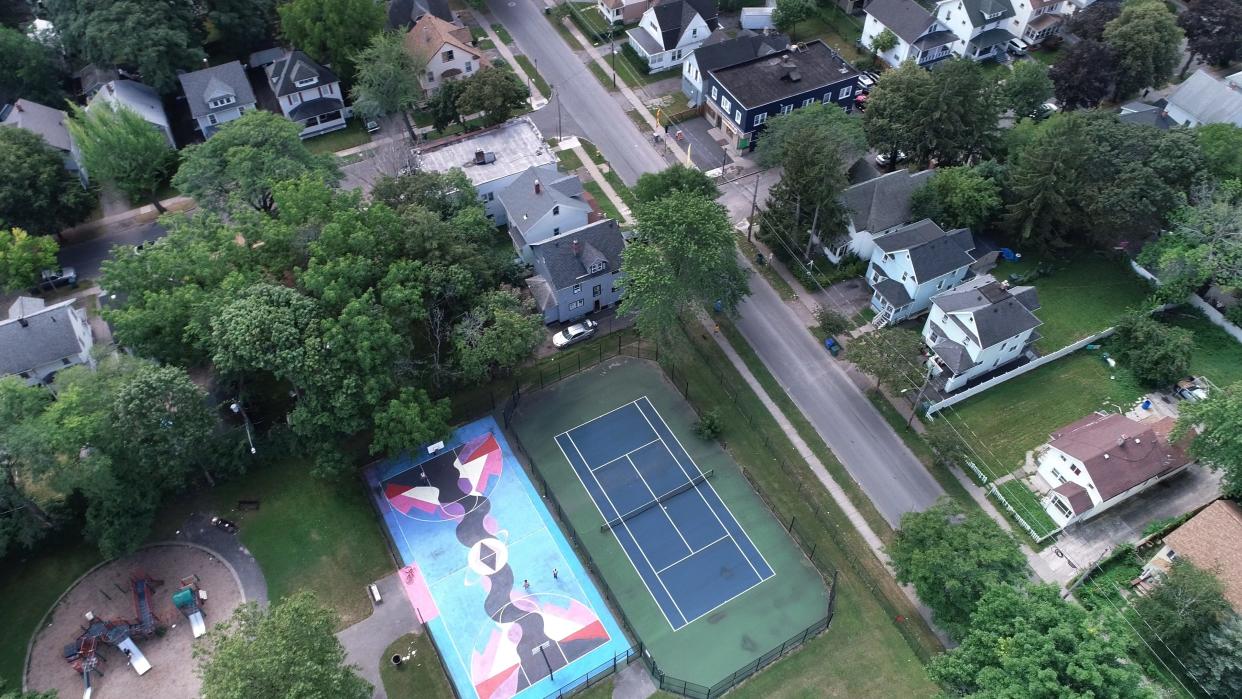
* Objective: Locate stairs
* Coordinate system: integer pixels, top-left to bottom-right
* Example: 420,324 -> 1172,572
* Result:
873,308 -> 894,329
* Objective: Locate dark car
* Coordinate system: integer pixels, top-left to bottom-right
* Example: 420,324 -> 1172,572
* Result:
28,267 -> 78,295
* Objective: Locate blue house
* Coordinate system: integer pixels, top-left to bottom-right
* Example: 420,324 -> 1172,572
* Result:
701,40 -> 860,152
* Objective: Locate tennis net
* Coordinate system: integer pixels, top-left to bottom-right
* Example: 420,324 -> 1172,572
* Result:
600,469 -> 714,532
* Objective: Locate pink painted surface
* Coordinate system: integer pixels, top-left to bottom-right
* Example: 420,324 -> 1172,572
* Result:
400,564 -> 440,624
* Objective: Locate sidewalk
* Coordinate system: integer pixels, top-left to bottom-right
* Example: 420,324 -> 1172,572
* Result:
61,195 -> 195,243
557,137 -> 633,224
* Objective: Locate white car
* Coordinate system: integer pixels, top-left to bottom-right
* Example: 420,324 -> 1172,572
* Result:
875,150 -> 908,167
552,319 -> 599,349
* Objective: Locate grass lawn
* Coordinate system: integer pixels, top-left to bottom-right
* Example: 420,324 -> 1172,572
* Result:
993,255 -> 1153,351
381,633 -> 454,699
737,237 -> 798,301
614,45 -> 668,88
993,480 -> 1059,539
307,118 -> 372,155
589,61 -> 619,91
603,170 -> 637,208
0,538 -> 102,689
1158,306 -> 1242,387
513,54 -> 551,97
944,350 -> 1145,478
797,16 -> 867,64
583,181 -> 623,221
490,23 -> 513,45
1030,47 -> 1063,67
555,146 -> 584,171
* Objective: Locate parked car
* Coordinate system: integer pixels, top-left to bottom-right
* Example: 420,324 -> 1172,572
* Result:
875,149 -> 908,167
856,73 -> 876,91
28,267 -> 77,294
1007,37 -> 1031,57
1175,377 -> 1210,402
552,319 -> 599,348
366,119 -> 381,134
1033,101 -> 1060,120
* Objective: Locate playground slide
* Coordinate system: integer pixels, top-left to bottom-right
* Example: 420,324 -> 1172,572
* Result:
188,610 -> 206,638
116,637 -> 151,675
132,579 -> 156,635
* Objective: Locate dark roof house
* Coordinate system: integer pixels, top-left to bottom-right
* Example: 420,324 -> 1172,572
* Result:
388,0 -> 454,29
1,297 -> 95,384
692,30 -> 788,74
866,0 -> 950,44
843,168 -> 935,235
1049,413 -> 1191,502
652,0 -> 719,50
873,220 -> 976,283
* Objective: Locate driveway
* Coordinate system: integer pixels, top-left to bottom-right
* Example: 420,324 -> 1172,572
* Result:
671,115 -> 731,172
484,0 -> 668,185
1040,465 -> 1223,583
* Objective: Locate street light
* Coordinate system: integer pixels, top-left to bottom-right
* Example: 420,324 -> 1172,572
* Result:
230,400 -> 257,455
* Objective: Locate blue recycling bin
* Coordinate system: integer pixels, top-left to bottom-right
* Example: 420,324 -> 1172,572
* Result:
824,337 -> 840,357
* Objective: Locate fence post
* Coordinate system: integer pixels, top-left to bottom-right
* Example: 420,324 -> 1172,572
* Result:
787,515 -> 796,532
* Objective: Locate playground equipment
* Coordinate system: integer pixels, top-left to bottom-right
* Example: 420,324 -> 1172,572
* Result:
63,573 -> 163,698
173,574 -> 208,638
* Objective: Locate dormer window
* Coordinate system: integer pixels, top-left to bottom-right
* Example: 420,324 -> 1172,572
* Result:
552,205 -> 560,215
443,49 -> 455,61
208,95 -> 236,109
294,76 -> 318,88
588,260 -> 606,274
983,9 -> 1003,19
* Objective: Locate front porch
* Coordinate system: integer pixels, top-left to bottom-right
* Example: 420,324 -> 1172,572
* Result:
1023,13 -> 1064,43
966,28 -> 1013,61
913,32 -> 956,65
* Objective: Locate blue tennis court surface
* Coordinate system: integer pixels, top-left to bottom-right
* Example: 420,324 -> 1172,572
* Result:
555,397 -> 775,630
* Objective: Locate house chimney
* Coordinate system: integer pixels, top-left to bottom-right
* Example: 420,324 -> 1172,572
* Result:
14,102 -> 23,112
534,179 -> 542,195
18,317 -> 28,327
107,83 -> 115,94
572,239 -> 581,256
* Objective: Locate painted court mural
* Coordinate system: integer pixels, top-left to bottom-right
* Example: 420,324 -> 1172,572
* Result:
367,418 -> 628,699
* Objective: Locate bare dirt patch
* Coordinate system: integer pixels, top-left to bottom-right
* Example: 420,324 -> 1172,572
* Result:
26,543 -> 243,699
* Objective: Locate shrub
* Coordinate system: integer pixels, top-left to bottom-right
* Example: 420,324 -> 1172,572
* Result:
815,306 -> 851,335
1225,304 -> 1242,327
692,408 -> 724,440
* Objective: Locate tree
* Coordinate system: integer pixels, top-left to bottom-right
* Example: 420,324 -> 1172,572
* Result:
0,228 -> 58,292
211,283 -> 324,378
1179,0 -> 1242,74
173,111 -> 340,215
68,103 -> 174,211
1003,61 -> 1053,118
620,191 -> 749,341
910,166 -> 1001,231
1133,560 -> 1233,653
1050,40 -> 1117,109
1197,124 -> 1242,182
1187,615 -> 1242,698
44,0 -> 205,93
1104,0 -> 1183,100
197,592 -> 372,699
0,25 -> 66,106
277,0 -> 384,85
204,0 -> 277,58
0,377 -> 57,557
350,31 -> 426,140
0,127 -> 94,236
370,388 -> 451,457
888,500 -> 1028,639
634,165 -> 719,203
1003,114 -> 1088,251
1145,184 -> 1242,288
111,364 -> 219,486
842,326 -> 925,393
452,289 -> 544,382
1067,0 -> 1122,41
757,102 -> 866,169
429,79 -> 466,132
931,583 -> 1150,698
870,28 -> 898,54
1111,313 -> 1192,386
456,67 -> 530,126
1173,382 -> 1242,496
0,679 -> 56,699
772,0 -> 815,37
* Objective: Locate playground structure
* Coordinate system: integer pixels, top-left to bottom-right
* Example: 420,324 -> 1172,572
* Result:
172,575 -> 208,638
62,573 -> 163,697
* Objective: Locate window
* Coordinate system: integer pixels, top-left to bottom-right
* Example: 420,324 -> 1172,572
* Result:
802,97 -> 816,108
721,96 -> 732,112
570,299 -> 584,309
753,112 -> 768,127
780,104 -> 793,115
1050,469 -> 1066,484
484,192 -> 495,201
882,253 -> 894,262
61,357 -> 71,366
1070,464 -> 1081,475
734,109 -> 742,124
573,283 -> 582,294
824,92 -> 832,102
711,86 -> 718,100
294,76 -> 317,88
465,62 -> 473,73
208,95 -> 235,109
1052,497 -> 1073,518
426,71 -> 435,82
552,205 -> 560,215
983,9 -> 1003,19
593,284 -> 602,296
553,227 -> 560,235
207,114 -> 218,125
443,49 -> 455,61
839,85 -> 852,100
692,28 -> 698,37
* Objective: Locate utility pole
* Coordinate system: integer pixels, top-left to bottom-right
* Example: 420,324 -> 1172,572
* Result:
746,171 -> 760,242
610,26 -> 617,89
556,86 -> 562,141
906,366 -> 933,429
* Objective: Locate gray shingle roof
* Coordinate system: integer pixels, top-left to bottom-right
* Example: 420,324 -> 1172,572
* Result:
710,40 -> 859,110
289,97 -> 345,120
498,166 -> 590,233
932,336 -> 976,374
0,99 -> 73,152
968,27 -> 1014,48
1118,102 -> 1175,130
529,220 -> 625,290
0,298 -> 86,377
843,168 -> 934,234
960,0 -> 1016,26
267,50 -> 339,98
863,0 -> 940,44
178,61 -> 256,120
1167,69 -> 1242,126
692,31 -> 788,73
387,0 -> 453,29
652,0 -> 719,51
870,264 -> 913,306
931,274 -> 1041,348
874,219 -> 977,283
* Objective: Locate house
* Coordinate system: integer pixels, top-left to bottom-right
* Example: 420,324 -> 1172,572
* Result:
933,0 -> 1017,61
414,117 -> 557,220
627,0 -> 719,73
866,219 -> 977,326
598,0 -> 656,25
1164,69 -> 1242,127
0,297 -> 95,386
861,0 -> 957,68
497,165 -> 596,260
405,14 -> 489,94
1118,101 -> 1175,130
264,50 -> 349,139
87,79 -> 175,147
682,30 -> 788,107
178,61 -> 257,139
739,7 -> 776,30
1142,500 -> 1242,612
1012,0 -> 1067,45
825,168 -> 934,264
703,41 -> 860,152
388,0 -> 454,29
0,99 -> 86,185
526,219 -> 626,323
1036,413 -> 1193,529
922,274 -> 1041,391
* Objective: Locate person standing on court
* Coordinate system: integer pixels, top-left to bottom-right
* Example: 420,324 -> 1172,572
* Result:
552,568 -> 558,580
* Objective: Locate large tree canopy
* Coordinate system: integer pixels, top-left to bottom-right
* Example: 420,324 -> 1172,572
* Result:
1104,0 -> 1184,99
633,165 -> 719,204
1003,61 -> 1053,118
204,0 -> 277,58
910,166 -> 1002,231
68,103 -> 175,210
1173,381 -> 1242,496
456,67 -> 530,126
1179,0 -> 1242,70
350,31 -> 426,140
1197,124 -> 1242,181
0,25 -> 66,106
0,227 -> 58,292
1050,40 -> 1117,109
278,0 -> 385,85
0,127 -> 94,236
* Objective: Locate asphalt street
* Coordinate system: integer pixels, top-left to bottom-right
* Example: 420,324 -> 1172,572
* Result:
485,0 -> 669,185
59,221 -> 167,280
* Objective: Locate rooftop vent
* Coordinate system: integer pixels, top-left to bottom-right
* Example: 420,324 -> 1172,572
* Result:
473,149 -> 496,165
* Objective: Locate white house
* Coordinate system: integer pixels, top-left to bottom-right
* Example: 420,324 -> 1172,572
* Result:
866,219 -> 978,326
826,168 -> 934,264
414,118 -> 557,221
0,297 -> 95,386
264,50 -> 349,139
922,274 -> 1041,392
177,61 -> 257,139
934,0 -> 1017,61
862,0 -> 958,68
627,0 -> 718,73
1164,69 -> 1242,127
88,80 -> 175,147
527,220 -> 627,323
1011,0 -> 1068,45
1036,413 -> 1193,529
0,99 -> 86,186
405,14 -> 489,94
1141,500 -> 1242,612
497,165 -> 596,261
682,30 -> 787,107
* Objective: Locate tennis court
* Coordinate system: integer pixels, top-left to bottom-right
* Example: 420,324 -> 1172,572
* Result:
556,398 -> 774,630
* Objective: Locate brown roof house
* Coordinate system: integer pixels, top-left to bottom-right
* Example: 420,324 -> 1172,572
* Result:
1142,500 -> 1242,611
1035,413 -> 1194,529
405,14 -> 489,94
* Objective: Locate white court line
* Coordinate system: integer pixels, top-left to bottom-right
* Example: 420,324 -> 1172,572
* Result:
555,399 -> 648,440
589,438 -> 660,472
655,535 -> 729,574
554,433 -> 686,630
636,397 -> 776,581
624,454 -> 693,552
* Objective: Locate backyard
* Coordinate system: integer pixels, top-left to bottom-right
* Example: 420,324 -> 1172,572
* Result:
1157,306 -> 1242,387
306,117 -> 373,155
